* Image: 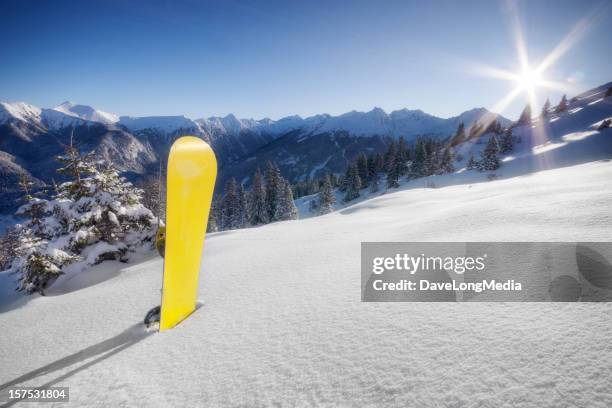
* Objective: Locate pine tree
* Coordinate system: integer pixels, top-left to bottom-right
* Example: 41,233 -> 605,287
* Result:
480,134 -> 501,171
249,168 -> 268,225
369,171 -> 380,193
411,140 -> 427,177
541,98 -> 551,117
466,154 -> 479,170
606,87 -> 612,98
499,129 -> 514,154
451,122 -> 466,146
0,226 -> 20,271
517,104 -> 531,125
318,174 -> 335,214
343,163 -> 361,202
265,161 -> 282,221
207,198 -> 219,232
356,154 -> 369,187
386,151 -> 400,189
396,137 -> 408,177
222,178 -> 239,230
468,121 -> 484,139
275,178 -> 298,221
555,94 -> 568,113
12,146 -> 155,295
439,147 -> 455,174
237,183 -> 248,228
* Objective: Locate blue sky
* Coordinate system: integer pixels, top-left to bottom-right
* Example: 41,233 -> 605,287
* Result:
1,0 -> 610,120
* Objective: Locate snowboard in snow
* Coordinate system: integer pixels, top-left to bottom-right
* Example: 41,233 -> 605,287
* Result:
160,136 -> 217,331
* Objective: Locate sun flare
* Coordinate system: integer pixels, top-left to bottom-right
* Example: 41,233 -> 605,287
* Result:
516,67 -> 542,93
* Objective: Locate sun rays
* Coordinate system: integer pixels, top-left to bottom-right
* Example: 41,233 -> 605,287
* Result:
472,1 -> 602,120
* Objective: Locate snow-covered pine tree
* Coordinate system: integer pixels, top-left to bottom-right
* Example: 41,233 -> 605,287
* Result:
411,140 -> 427,177
517,104 -> 531,125
265,161 -> 282,222
383,141 -> 400,188
249,168 -> 268,225
480,134 -> 501,171
343,163 -> 361,202
318,174 -> 336,214
555,94 -> 568,113
451,122 -> 466,146
275,178 -> 298,221
237,183 -> 248,228
468,121 -> 483,139
396,137 -> 409,177
207,198 -> 219,232
439,147 -> 454,174
222,178 -> 239,230
466,154 -> 479,170
369,171 -> 380,193
11,144 -> 155,295
499,129 -> 514,154
541,98 -> 551,117
356,154 -> 369,187
0,227 -> 18,271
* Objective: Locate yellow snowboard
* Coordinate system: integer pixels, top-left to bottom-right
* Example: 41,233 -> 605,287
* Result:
160,136 -> 217,331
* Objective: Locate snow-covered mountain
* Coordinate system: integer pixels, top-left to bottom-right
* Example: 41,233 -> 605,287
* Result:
0,98 -> 513,212
53,101 -> 119,125
1,99 -> 510,139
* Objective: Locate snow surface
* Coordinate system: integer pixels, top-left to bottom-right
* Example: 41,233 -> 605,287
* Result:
1,159 -> 611,407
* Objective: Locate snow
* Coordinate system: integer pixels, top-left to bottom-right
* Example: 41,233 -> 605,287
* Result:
0,101 -> 42,124
118,115 -> 198,133
1,158 -> 612,407
0,82 -> 611,406
53,101 -> 119,125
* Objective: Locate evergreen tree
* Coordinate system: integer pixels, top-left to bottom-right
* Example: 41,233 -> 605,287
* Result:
237,183 -> 248,228
250,168 -> 268,225
411,140 -> 428,177
11,147 -> 155,295
275,178 -> 298,221
383,141 -> 397,174
265,161 -> 282,221
207,198 -> 219,232
396,137 -> 409,177
606,87 -> 612,98
0,226 -> 19,271
480,134 -> 501,171
517,104 -> 531,125
343,163 -> 361,202
541,98 -> 551,117
369,171 -> 380,193
439,147 -> 455,174
221,178 -> 239,230
318,174 -> 335,214
451,122 -> 466,146
468,121 -> 484,139
466,154 -> 479,170
499,129 -> 514,154
555,94 -> 568,113
356,154 -> 369,187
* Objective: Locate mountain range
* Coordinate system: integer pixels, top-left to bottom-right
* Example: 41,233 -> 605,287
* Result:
0,99 -> 511,213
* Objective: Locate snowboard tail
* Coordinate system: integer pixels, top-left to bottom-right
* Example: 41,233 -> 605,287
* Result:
160,136 -> 217,331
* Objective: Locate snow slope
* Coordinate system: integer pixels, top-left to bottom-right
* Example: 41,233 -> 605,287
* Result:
1,166 -> 612,405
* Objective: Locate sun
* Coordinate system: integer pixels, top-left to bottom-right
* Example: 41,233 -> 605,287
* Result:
516,67 -> 542,94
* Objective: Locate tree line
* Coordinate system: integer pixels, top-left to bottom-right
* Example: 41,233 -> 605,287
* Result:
208,161 -> 298,232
